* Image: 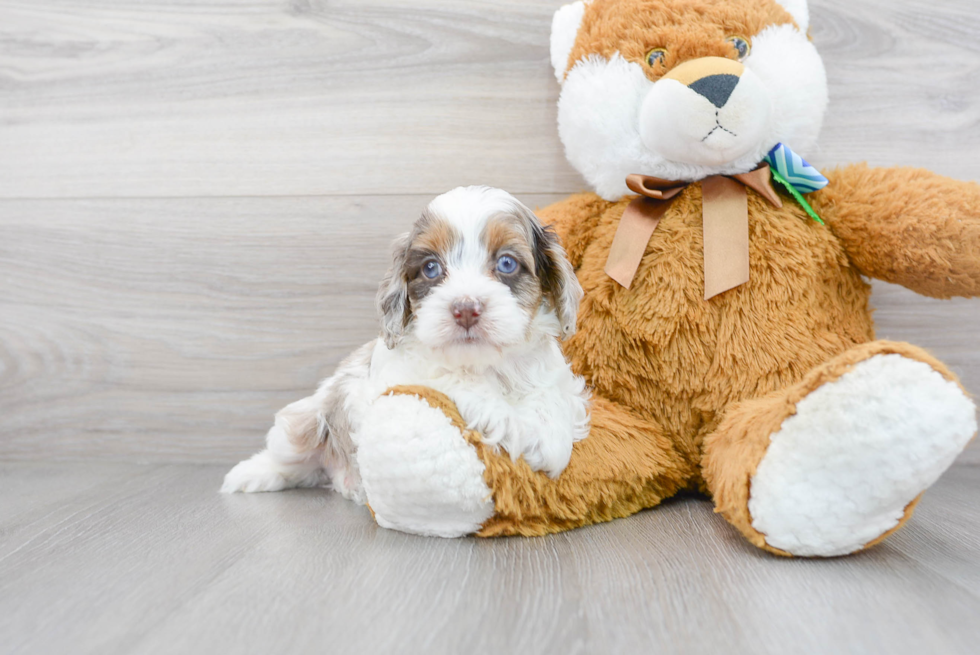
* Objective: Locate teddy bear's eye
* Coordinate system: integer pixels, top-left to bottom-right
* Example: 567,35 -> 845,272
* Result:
726,36 -> 751,61
646,48 -> 667,68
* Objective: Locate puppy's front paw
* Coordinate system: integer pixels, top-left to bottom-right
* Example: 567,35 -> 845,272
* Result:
469,416 -> 512,450
474,414 -> 573,479
220,454 -> 289,493
519,425 -> 574,479
454,393 -> 579,479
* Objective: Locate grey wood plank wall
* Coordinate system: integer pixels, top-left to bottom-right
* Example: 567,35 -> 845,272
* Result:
1,0 -> 979,464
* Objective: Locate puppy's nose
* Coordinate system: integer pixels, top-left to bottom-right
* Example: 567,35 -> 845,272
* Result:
451,297 -> 483,329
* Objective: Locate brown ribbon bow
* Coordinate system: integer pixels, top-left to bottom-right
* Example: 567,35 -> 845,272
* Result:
604,165 -> 783,300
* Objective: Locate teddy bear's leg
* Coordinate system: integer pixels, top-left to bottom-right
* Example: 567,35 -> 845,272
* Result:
702,340 -> 977,557
355,387 -> 697,538
477,395 -> 698,536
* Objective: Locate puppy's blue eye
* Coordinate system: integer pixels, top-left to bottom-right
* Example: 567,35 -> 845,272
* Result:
422,260 -> 442,279
495,255 -> 518,275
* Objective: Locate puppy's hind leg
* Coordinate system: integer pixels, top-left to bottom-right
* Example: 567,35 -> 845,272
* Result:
221,395 -> 329,494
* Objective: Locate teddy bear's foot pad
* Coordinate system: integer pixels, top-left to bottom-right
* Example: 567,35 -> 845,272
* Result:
355,392 -> 495,538
748,354 -> 976,557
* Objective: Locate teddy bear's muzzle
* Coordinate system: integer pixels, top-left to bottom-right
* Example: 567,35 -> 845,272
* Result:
639,56 -> 771,167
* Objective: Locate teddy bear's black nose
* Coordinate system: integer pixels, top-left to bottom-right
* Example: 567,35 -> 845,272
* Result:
689,74 -> 740,108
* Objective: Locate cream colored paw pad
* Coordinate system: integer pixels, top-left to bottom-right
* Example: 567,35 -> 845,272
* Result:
749,354 -> 976,556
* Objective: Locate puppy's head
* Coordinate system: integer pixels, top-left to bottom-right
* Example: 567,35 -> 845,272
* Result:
377,187 -> 582,355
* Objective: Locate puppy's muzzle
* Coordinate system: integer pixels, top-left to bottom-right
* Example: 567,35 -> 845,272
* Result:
451,297 -> 483,330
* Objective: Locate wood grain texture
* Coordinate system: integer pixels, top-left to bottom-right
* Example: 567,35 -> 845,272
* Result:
0,461 -> 978,655
0,0 -> 579,198
0,195 -> 977,463
1,0 -> 980,198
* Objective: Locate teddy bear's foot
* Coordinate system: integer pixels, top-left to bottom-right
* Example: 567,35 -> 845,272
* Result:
704,341 -> 976,557
748,353 -> 975,556
353,388 -> 495,538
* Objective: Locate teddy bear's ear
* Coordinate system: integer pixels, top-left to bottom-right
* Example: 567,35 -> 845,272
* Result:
774,0 -> 810,32
550,1 -> 588,84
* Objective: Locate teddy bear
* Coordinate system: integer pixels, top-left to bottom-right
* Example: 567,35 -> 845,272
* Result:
352,0 -> 980,557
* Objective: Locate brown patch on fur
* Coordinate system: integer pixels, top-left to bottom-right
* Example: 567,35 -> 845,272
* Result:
505,206 -> 584,339
399,211 -> 463,316
482,215 -> 536,270
482,214 -> 542,313
404,247 -> 443,312
378,211 -> 461,347
412,210 -> 461,257
701,340 -> 963,557
566,0 -> 796,81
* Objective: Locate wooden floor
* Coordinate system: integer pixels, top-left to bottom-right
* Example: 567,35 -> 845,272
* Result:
0,461 -> 978,655
2,0 -> 980,653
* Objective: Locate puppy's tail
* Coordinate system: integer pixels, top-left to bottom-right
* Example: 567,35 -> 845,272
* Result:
274,395 -> 329,453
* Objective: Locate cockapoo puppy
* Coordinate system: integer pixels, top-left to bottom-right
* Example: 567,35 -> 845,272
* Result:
222,186 -> 590,502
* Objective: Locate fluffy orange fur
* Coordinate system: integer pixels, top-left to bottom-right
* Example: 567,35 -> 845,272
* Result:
814,164 -> 980,298
566,0 -> 795,81
547,182 -> 876,483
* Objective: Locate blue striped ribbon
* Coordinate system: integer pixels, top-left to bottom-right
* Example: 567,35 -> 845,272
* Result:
764,143 -> 828,194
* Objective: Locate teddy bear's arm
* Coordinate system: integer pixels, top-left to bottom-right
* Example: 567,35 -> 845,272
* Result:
811,164 -> 980,298
536,193 -> 615,268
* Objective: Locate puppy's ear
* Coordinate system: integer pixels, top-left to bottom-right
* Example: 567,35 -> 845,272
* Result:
376,232 -> 412,349
518,206 -> 582,340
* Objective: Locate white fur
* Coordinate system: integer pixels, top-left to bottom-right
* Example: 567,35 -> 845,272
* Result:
222,187 -> 590,535
355,393 -> 495,538
639,70 -> 772,167
368,327 -> 590,479
748,354 -> 977,557
550,1 -> 588,82
557,24 -> 827,199
775,0 -> 810,32
218,437 -> 327,494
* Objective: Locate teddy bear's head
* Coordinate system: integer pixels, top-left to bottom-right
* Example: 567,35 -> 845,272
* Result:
551,0 -> 827,200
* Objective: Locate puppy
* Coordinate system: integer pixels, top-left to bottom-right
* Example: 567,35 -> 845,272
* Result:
221,186 -> 590,500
